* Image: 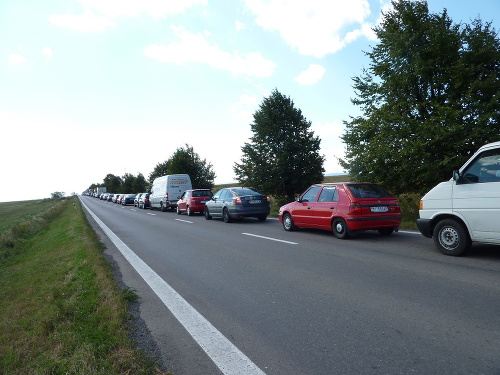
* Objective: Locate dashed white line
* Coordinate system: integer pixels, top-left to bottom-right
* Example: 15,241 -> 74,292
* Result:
242,233 -> 298,245
175,219 -> 194,224
147,213 -> 156,216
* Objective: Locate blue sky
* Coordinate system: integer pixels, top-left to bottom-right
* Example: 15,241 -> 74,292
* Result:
1,0 -> 498,202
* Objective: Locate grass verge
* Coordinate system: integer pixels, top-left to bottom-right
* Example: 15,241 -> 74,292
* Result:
0,197 -> 167,374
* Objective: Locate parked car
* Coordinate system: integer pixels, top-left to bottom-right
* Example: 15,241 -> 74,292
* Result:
177,189 -> 213,216
138,193 -> 151,209
134,193 -> 143,207
417,141 -> 500,256
204,187 -> 270,222
278,183 -> 401,238
112,194 -> 120,203
122,194 -> 136,206
107,193 -> 115,202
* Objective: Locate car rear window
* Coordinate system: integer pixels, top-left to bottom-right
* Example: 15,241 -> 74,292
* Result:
192,190 -> 212,197
347,184 -> 393,198
233,188 -> 263,196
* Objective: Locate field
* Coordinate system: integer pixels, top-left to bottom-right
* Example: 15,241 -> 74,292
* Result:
0,197 -> 168,375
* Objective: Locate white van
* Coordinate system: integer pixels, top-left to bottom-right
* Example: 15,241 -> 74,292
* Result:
150,174 -> 192,212
417,141 -> 500,256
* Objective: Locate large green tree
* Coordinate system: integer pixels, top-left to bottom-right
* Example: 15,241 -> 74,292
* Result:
102,174 -> 123,193
149,144 -> 216,189
341,0 -> 500,194
234,89 -> 325,204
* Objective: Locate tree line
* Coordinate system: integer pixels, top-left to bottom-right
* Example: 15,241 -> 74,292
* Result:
90,0 -> 499,202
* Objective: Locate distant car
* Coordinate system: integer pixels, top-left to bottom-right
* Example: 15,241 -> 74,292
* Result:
122,194 -> 136,205
107,193 -> 114,202
138,193 -> 151,209
134,193 -> 143,207
278,183 -> 402,238
112,194 -> 121,203
177,189 -> 213,216
204,187 -> 270,222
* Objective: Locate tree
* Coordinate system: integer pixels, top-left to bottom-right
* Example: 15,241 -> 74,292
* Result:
50,191 -> 65,199
132,173 -> 148,193
149,144 -> 216,188
234,89 -> 324,204
341,0 -> 500,194
102,174 -> 123,193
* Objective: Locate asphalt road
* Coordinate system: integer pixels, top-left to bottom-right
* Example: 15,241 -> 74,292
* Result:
80,196 -> 500,375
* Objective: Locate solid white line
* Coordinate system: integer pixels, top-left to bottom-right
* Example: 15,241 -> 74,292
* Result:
175,219 -> 194,224
242,233 -> 298,245
80,199 -> 266,375
399,230 -> 421,235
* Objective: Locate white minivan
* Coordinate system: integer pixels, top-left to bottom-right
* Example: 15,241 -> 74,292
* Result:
417,141 -> 500,256
150,174 -> 192,212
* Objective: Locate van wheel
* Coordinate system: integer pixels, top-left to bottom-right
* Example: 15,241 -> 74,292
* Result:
160,202 -> 166,212
332,218 -> 348,239
204,207 -> 212,220
433,219 -> 471,256
223,208 -> 232,223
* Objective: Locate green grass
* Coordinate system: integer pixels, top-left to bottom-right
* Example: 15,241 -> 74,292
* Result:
0,199 -> 61,233
0,197 -> 168,375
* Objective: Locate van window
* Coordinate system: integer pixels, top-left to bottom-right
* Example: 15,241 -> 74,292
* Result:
462,149 -> 500,183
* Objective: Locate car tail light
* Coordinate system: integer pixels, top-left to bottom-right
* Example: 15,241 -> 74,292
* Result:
349,203 -> 362,214
266,196 -> 271,202
165,193 -> 168,199
234,197 -> 243,205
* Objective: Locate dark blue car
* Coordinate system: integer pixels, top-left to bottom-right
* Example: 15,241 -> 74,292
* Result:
204,187 -> 270,222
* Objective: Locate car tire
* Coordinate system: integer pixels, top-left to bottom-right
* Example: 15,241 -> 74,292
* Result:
332,218 -> 348,239
433,219 -> 471,256
160,202 -> 166,212
257,214 -> 267,222
204,207 -> 212,220
282,213 -> 296,231
223,208 -> 232,223
378,228 -> 394,236
187,206 -> 193,216
176,206 -> 181,215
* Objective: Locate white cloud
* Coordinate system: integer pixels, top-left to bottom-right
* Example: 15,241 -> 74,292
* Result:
8,53 -> 26,65
42,46 -> 53,58
231,93 -> 260,123
144,26 -> 276,77
235,21 -> 245,31
49,0 -> 207,32
294,64 -> 325,85
49,12 -> 115,32
243,0 -> 373,57
312,120 -> 344,139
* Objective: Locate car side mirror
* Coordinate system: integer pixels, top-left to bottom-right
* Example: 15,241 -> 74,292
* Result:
296,197 -> 302,203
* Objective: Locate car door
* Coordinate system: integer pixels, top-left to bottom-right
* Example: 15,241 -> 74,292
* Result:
210,189 -> 225,216
178,192 -> 187,211
312,186 -> 339,229
293,186 -> 322,227
453,147 -> 500,242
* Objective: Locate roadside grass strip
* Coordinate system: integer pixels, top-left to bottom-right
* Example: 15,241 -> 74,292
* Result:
0,198 -> 166,375
81,199 -> 267,375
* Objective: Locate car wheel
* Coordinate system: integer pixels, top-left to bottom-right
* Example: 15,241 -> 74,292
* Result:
223,208 -> 232,223
204,207 -> 212,220
283,213 -> 295,231
257,214 -> 267,222
176,206 -> 181,215
378,228 -> 394,236
332,218 -> 348,239
433,219 -> 470,256
187,206 -> 193,216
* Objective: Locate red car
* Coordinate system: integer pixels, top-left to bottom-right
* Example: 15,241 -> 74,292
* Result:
278,183 -> 402,238
176,189 -> 213,216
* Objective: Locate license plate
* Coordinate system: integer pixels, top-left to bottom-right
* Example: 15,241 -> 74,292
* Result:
249,200 -> 261,204
370,206 -> 388,213
200,201 -> 206,204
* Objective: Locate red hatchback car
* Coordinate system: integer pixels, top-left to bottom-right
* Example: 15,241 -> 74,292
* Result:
278,183 -> 402,238
176,189 -> 213,216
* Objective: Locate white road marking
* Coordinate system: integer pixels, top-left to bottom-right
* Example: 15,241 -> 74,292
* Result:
80,199 -> 266,375
175,219 -> 194,224
399,230 -> 421,235
242,233 -> 298,245
147,213 -> 156,216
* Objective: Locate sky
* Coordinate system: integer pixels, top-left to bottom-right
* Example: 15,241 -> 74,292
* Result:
1,0 -> 498,202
